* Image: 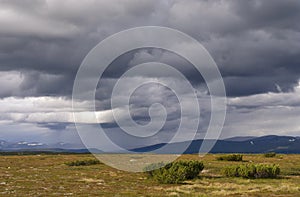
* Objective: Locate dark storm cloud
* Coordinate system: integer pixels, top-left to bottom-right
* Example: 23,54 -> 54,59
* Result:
37,122 -> 70,131
95,48 -> 206,103
0,0 -> 300,98
231,0 -> 300,30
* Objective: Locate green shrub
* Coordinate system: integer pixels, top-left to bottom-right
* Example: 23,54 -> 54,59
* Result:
222,164 -> 280,178
264,152 -> 276,158
216,154 -> 243,161
221,165 -> 239,177
237,164 -> 256,178
144,160 -> 204,184
65,159 -> 101,166
255,164 -> 280,178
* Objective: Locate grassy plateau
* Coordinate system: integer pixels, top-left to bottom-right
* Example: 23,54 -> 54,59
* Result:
0,153 -> 299,196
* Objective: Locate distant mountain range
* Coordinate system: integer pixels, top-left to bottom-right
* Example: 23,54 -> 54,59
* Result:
1,135 -> 300,154
132,135 -> 300,154
223,136 -> 256,142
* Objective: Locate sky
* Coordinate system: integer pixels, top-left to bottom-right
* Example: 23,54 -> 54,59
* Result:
0,0 -> 300,148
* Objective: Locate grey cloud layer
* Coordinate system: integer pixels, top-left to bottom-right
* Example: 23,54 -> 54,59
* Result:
1,0 -> 300,98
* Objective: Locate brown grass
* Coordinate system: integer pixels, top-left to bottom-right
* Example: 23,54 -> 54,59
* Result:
0,154 -> 299,196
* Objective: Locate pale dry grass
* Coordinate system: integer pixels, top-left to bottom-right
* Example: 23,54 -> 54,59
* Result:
167,177 -> 300,196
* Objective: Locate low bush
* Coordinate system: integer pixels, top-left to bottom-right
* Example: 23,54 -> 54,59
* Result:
255,164 -> 280,178
216,154 -> 243,161
65,159 -> 101,166
237,164 -> 256,178
222,164 -> 280,178
264,152 -> 276,158
221,165 -> 239,177
144,160 -> 204,184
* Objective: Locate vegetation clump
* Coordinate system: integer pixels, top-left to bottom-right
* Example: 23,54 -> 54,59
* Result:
144,160 -> 204,184
264,152 -> 276,158
65,159 -> 101,166
222,164 -> 280,178
216,154 -> 243,161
